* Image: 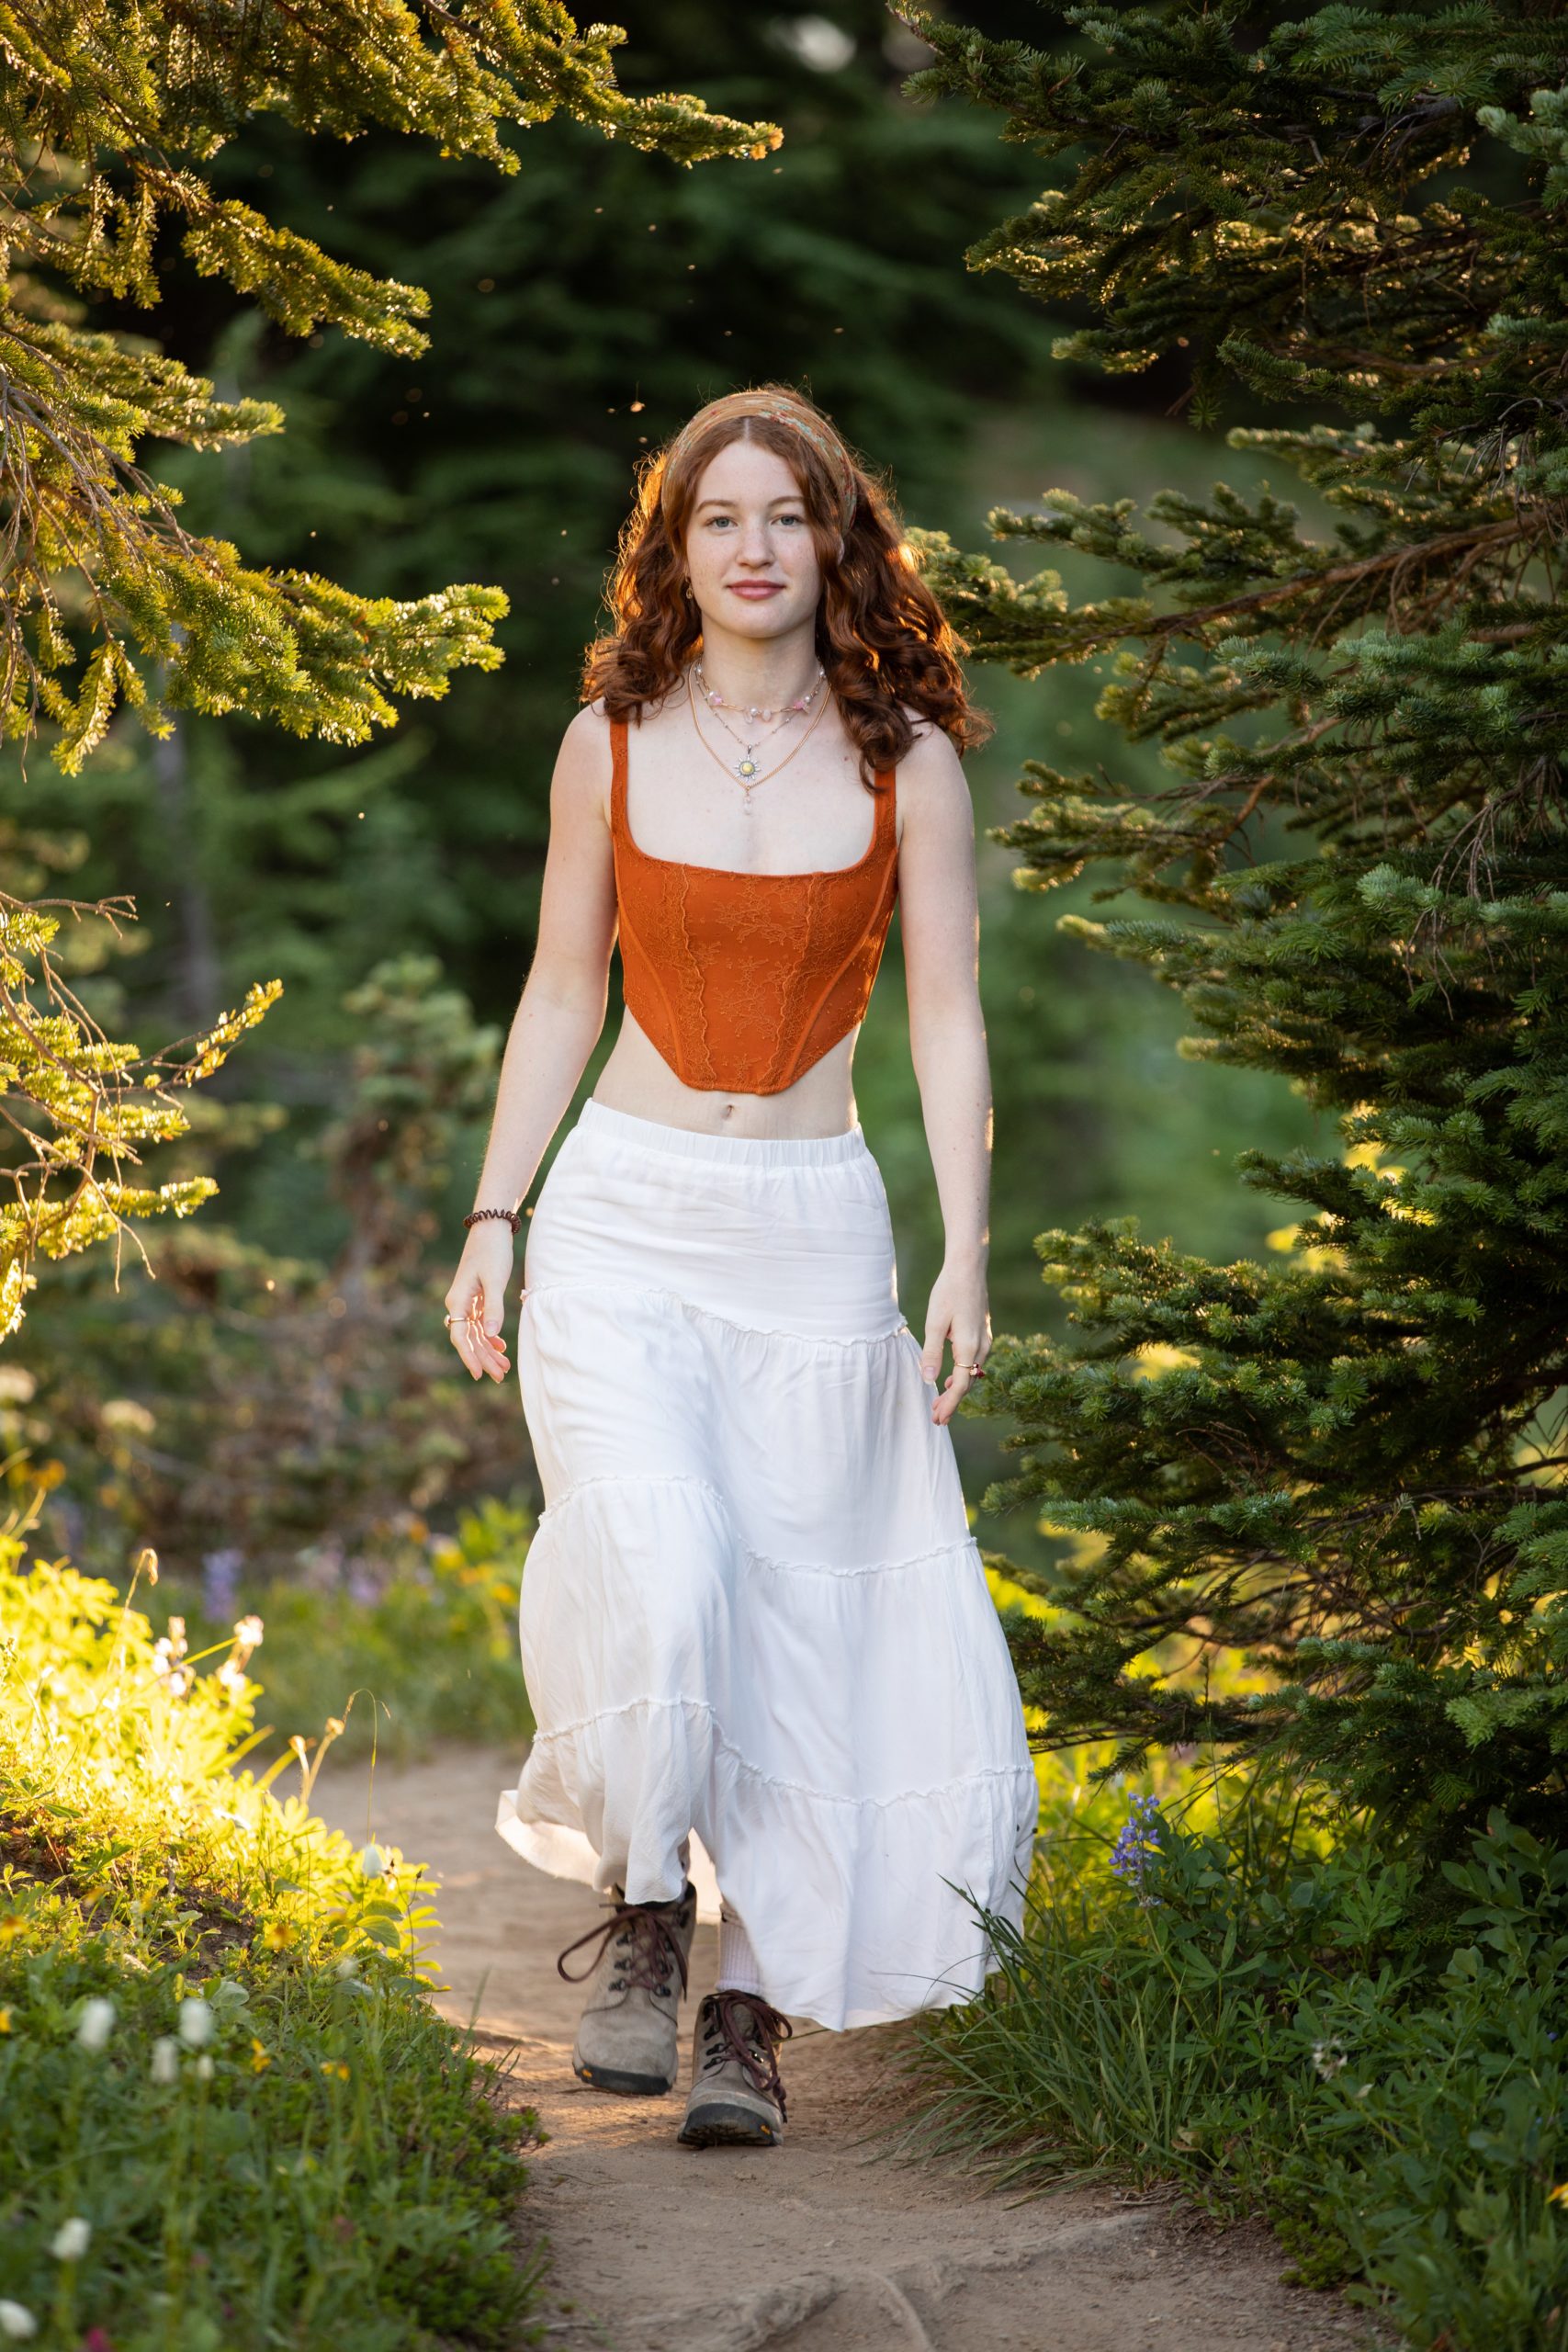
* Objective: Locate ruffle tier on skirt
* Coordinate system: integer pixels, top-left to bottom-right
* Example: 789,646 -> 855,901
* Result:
496,1094 -> 1037,2031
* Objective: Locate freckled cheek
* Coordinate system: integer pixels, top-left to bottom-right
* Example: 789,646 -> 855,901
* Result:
686,545 -> 722,603
773,545 -> 824,604
686,538 -> 821,607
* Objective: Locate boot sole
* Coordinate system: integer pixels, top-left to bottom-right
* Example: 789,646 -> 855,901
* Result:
678,2100 -> 783,2149
573,2059 -> 675,2097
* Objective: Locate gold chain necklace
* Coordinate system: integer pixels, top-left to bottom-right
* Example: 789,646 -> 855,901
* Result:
691,661 -> 826,781
685,668 -> 832,803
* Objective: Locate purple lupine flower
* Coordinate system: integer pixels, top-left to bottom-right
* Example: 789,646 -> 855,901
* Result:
201,1546 -> 243,1617
1110,1792 -> 1165,1904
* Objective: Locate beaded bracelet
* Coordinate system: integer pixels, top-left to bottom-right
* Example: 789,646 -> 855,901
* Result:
464,1206 -> 521,1236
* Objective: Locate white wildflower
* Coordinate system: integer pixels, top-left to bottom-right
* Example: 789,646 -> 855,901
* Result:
101,1398 -> 154,1435
0,2301 -> 38,2339
358,1844 -> 385,1880
1311,2036 -> 1348,2080
150,2037 -> 180,2085
218,1613 -> 263,1698
75,1997 -> 115,2053
334,1955 -> 359,1979
152,1615 -> 192,1699
194,2053 -> 215,2082
231,1613 -> 265,1660
50,2217 -> 90,2262
176,1996 -> 213,2048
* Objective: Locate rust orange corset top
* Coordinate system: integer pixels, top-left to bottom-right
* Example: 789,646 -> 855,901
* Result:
609,716 -> 900,1095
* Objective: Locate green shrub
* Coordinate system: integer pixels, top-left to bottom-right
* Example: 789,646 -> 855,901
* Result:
0,1539 -> 544,2349
916,1804 -> 1568,2352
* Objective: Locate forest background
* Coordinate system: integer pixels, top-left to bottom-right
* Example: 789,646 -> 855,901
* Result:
6,6 -> 1567,2346
1,0 -> 1314,1674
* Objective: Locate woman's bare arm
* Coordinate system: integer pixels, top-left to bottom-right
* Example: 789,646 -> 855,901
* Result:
896,723 -> 993,1425
445,707 -> 616,1381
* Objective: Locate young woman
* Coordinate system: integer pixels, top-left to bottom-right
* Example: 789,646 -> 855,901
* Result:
446,385 -> 1035,2151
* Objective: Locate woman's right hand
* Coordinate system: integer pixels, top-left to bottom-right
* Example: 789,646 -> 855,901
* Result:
444,1225 -> 517,1383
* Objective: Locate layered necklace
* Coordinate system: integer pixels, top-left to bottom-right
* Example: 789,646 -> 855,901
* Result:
690,658 -> 829,791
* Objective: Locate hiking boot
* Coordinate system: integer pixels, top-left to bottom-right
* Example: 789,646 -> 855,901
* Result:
677,1989 -> 793,2149
558,1881 -> 696,2097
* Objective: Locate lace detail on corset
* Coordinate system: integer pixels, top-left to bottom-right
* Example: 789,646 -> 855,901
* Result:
609,719 -> 899,1097
671,864 -> 715,1088
769,874 -> 823,1092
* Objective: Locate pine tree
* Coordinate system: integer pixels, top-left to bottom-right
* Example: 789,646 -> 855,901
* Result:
0,1 -> 777,768
0,2 -> 775,1332
907,2 -> 1568,1854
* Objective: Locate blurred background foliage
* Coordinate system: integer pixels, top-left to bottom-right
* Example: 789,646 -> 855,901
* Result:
3,0 -> 1314,1712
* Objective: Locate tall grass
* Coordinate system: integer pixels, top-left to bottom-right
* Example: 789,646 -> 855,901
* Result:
910,1786 -> 1568,2352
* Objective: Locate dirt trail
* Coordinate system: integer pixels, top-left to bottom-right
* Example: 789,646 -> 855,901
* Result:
315,1745 -> 1370,2352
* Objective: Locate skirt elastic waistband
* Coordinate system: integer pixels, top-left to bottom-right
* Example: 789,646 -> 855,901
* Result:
576,1095 -> 870,1169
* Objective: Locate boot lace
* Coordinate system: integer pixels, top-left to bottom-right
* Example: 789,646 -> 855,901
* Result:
698,1990 -> 793,2120
556,1893 -> 691,2000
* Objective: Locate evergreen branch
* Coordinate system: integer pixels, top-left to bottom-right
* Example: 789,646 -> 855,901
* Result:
0,0 -> 778,767
0,889 -> 277,1336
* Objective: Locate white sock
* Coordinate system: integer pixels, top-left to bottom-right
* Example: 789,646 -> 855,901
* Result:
716,1902 -> 765,1997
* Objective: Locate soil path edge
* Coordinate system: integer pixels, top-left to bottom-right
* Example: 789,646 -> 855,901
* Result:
315,1742 -> 1373,2352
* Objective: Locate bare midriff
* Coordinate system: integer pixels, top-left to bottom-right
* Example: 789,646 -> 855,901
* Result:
592,1006 -> 862,1139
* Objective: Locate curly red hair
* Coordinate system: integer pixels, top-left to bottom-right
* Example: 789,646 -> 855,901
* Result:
581,385 -> 990,784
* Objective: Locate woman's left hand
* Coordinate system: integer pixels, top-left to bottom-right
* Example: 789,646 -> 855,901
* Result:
919,1258 -> 991,1427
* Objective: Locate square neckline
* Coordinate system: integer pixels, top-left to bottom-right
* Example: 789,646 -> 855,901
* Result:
611,716 -> 895,885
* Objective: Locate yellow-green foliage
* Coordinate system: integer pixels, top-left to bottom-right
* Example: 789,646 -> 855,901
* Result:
0,1534 -> 539,2347
0,1540 -> 428,1962
0,891 -> 278,1345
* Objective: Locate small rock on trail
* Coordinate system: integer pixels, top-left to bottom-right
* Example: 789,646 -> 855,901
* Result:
315,1743 -> 1371,2352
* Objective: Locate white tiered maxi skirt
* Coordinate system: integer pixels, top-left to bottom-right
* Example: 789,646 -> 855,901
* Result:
495,1096 -> 1037,2032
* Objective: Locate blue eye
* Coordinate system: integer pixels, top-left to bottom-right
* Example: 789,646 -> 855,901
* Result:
702,509 -> 806,530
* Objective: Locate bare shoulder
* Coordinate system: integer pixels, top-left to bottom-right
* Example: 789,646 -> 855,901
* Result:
558,699 -> 613,773
892,710 -> 972,845
548,701 -> 616,839
564,697 -> 613,752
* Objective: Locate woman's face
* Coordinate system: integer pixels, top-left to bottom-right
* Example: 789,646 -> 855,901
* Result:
682,436 -> 828,645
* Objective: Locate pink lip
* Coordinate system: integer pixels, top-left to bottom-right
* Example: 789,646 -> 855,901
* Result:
728,582 -> 784,599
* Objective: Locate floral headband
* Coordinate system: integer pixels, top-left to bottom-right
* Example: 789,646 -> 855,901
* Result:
660,390 -> 859,535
